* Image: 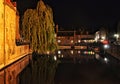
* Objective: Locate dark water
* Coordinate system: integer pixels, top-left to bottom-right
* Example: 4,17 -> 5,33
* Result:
54,58 -> 120,84
19,53 -> 120,84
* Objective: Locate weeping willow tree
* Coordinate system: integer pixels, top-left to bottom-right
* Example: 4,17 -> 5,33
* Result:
21,0 -> 57,54
20,1 -> 59,84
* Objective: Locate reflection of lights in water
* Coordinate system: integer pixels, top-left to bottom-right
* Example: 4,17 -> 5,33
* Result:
54,56 -> 57,61
104,57 -> 108,63
93,52 -> 95,55
78,51 -> 81,54
61,55 -> 64,58
88,51 -> 91,54
71,50 -> 74,54
104,44 -> 109,49
84,51 -> 95,55
84,51 -> 87,54
58,50 -> 61,54
95,54 -> 100,59
58,55 -> 61,58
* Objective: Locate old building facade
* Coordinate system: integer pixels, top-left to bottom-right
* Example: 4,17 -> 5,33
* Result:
0,0 -> 31,84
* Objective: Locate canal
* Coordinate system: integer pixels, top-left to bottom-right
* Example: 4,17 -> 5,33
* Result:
19,50 -> 120,84
55,58 -> 120,84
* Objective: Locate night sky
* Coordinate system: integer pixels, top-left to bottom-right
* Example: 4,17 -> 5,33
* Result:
17,0 -> 120,32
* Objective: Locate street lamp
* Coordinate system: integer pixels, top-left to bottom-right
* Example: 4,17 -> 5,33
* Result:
103,44 -> 109,49
103,44 -> 110,54
114,34 -> 119,41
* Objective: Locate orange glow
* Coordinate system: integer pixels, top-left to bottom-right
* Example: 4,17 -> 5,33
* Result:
102,40 -> 108,44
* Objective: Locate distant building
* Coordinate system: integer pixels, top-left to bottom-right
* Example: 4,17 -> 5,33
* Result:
55,26 -> 95,59
55,25 -> 95,47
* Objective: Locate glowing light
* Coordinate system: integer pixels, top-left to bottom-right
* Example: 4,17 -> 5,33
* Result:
58,55 -> 61,58
58,40 -> 61,43
88,51 -> 91,54
84,51 -> 88,54
47,51 -> 50,54
54,56 -> 57,61
104,57 -> 109,63
101,36 -> 105,40
61,55 -> 64,58
71,40 -> 74,43
84,40 -> 87,43
95,54 -> 100,59
104,44 -> 109,49
78,51 -> 81,54
114,34 -> 119,41
58,50 -> 61,54
71,50 -> 74,54
78,40 -> 81,43
114,34 -> 119,38
102,40 -> 108,44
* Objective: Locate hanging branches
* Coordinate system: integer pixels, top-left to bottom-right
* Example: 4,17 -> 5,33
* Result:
21,0 -> 57,54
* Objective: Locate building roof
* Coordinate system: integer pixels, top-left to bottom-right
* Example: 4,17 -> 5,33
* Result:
57,31 -> 74,36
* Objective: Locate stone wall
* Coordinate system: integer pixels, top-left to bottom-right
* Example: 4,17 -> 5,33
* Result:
0,55 -> 32,84
107,44 -> 120,60
0,0 -> 31,72
0,0 -> 5,69
0,1 -> 32,84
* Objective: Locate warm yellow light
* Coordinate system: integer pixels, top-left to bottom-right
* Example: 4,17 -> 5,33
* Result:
71,40 -> 74,43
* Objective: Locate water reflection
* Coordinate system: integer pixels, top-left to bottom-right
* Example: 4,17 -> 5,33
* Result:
54,49 -> 96,64
54,49 -> 120,65
55,49 -> 95,58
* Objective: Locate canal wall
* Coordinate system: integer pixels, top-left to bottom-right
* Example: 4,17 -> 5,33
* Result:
0,54 -> 32,84
107,44 -> 120,60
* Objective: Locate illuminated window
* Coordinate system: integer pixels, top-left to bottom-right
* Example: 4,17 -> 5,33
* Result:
71,40 -> 73,43
84,40 -> 87,43
78,40 -> 81,43
58,40 -> 61,43
58,50 -> 61,54
61,55 -> 64,58
71,50 -> 74,54
78,51 -> 81,54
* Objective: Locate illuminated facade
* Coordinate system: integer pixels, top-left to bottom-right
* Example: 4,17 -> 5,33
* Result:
0,0 -> 30,84
56,30 -> 95,47
55,29 -> 95,59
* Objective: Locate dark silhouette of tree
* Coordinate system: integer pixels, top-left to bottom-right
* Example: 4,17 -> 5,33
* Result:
21,0 -> 57,54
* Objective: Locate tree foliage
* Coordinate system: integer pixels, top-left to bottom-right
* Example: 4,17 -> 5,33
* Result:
21,0 -> 57,54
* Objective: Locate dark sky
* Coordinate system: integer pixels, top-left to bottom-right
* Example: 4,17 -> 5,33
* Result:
17,0 -> 120,32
